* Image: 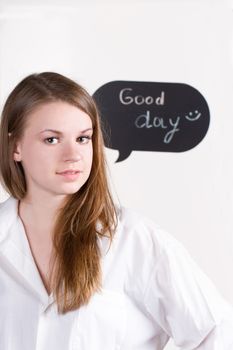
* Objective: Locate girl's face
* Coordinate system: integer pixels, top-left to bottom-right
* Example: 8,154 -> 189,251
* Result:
13,101 -> 93,199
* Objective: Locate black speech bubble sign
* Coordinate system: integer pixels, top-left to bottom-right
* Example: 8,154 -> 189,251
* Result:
93,81 -> 210,162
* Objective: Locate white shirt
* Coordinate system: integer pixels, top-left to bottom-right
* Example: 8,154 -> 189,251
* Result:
0,196 -> 233,350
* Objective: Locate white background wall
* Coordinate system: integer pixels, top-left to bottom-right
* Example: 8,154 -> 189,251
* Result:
0,1 -> 233,348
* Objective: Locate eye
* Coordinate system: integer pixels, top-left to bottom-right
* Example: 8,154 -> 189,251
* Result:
77,136 -> 92,144
44,137 -> 59,145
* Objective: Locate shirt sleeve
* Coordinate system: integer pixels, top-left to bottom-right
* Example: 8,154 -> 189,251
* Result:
142,226 -> 233,349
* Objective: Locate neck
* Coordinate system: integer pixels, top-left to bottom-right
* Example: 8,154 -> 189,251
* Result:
18,192 -> 68,238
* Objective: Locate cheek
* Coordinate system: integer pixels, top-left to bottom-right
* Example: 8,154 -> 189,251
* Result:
21,145 -> 52,170
21,149 -> 36,165
83,144 -> 93,164
88,147 -> 94,167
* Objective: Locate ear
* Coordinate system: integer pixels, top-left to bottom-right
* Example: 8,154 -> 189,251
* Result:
13,142 -> 22,162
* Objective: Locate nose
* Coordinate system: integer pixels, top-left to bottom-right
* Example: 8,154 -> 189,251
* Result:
62,140 -> 82,163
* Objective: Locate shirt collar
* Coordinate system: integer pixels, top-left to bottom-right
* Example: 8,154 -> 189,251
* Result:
0,196 -> 19,244
0,196 -> 53,308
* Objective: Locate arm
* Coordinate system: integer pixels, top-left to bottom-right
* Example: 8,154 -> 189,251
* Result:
142,228 -> 233,349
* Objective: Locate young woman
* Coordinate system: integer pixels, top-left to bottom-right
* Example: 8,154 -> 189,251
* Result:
0,72 -> 232,350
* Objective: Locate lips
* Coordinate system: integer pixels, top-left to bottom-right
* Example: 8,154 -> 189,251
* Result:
56,170 -> 82,181
57,170 -> 81,175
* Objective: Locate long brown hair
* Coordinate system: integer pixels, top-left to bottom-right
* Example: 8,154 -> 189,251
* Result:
0,72 -> 117,313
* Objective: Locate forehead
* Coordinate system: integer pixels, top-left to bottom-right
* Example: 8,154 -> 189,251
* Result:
25,101 -> 92,131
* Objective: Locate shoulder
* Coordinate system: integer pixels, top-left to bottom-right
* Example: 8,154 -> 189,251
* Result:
0,196 -> 18,242
115,206 -> 181,256
102,206 -> 190,300
109,205 -> 187,279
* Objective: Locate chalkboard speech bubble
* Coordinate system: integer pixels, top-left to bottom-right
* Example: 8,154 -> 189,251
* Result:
93,81 -> 210,162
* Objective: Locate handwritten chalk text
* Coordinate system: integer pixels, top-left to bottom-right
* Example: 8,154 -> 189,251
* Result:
119,88 -> 165,106
135,110 -> 201,143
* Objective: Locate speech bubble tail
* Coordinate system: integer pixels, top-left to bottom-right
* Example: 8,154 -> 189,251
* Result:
115,150 -> 131,163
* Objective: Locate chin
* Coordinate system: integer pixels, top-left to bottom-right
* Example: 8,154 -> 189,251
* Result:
57,185 -> 83,195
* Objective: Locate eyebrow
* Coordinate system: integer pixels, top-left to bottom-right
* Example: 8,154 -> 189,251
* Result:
39,128 -> 93,135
